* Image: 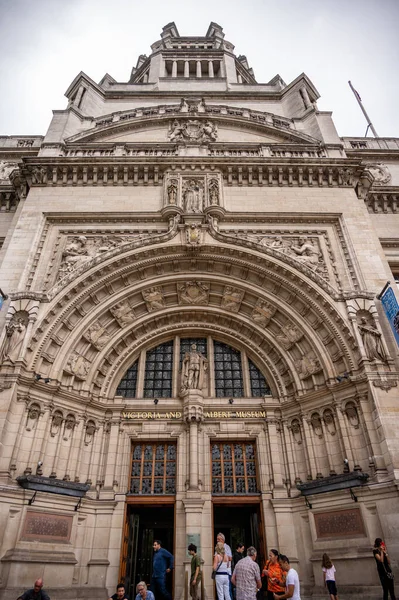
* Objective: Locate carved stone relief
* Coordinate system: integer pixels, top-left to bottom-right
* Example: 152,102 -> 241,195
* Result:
295,355 -> 322,378
251,299 -> 276,327
168,119 -> 217,144
163,173 -> 223,213
311,413 -> 323,438
221,286 -> 244,313
66,352 -> 91,379
58,235 -> 127,280
236,233 -> 328,280
0,161 -> 19,183
291,419 -> 303,445
323,409 -> 336,435
84,420 -> 96,445
63,414 -> 76,441
110,301 -> 135,327
365,163 -> 391,186
142,287 -> 166,311
26,404 -> 40,431
276,322 -> 303,350
84,322 -> 111,350
178,281 -> 209,305
344,402 -> 359,429
50,411 -> 63,437
185,224 -> 202,246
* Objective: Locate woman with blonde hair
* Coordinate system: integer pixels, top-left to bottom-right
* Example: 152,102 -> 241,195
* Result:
213,542 -> 231,600
136,581 -> 155,600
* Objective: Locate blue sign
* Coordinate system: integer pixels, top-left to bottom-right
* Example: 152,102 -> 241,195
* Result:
380,286 -> 399,346
0,297 -> 3,311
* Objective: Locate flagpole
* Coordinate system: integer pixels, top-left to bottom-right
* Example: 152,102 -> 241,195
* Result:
348,80 -> 379,137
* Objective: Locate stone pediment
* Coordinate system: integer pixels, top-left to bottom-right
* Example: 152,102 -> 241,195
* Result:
64,101 -> 322,148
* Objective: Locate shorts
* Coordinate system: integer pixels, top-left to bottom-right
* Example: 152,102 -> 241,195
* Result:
326,580 -> 338,595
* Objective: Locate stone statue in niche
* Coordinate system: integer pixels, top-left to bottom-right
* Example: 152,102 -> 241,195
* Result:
63,415 -> 76,441
50,411 -> 63,437
251,299 -> 276,327
358,317 -> 388,363
167,179 -> 178,204
66,352 -> 91,379
310,413 -> 323,438
345,403 -> 360,429
84,322 -> 111,350
295,355 -> 321,379
221,286 -> 244,313
290,237 -> 321,269
178,281 -> 209,305
183,179 -> 204,213
276,322 -> 303,350
110,301 -> 135,327
142,287 -> 166,311
2,312 -> 28,363
181,344 -> 208,392
291,420 -> 303,445
208,179 -> 220,205
85,421 -> 96,445
26,405 -> 40,431
323,410 -> 336,435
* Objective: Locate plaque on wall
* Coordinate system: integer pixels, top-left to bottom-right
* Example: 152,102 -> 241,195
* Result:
314,508 -> 365,539
21,510 -> 73,543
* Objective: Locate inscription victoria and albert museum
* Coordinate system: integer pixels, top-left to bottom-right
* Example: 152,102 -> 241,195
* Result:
121,410 -> 267,420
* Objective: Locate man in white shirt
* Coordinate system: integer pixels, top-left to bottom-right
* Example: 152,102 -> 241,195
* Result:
273,555 -> 300,600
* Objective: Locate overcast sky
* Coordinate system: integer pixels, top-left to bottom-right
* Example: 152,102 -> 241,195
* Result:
0,0 -> 398,139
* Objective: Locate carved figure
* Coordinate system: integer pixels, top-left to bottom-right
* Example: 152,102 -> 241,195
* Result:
67,352 -> 90,379
142,287 -> 165,311
63,415 -> 76,441
110,301 -> 135,327
345,403 -> 359,429
32,166 -> 47,183
358,317 -> 388,362
310,413 -> 323,438
3,317 -> 27,363
183,180 -> 204,213
181,343 -> 208,391
85,322 -> 111,350
178,281 -> 209,305
208,179 -> 219,205
85,420 -> 96,445
167,179 -> 178,204
290,237 -> 320,268
221,286 -> 244,313
295,355 -> 321,378
276,322 -> 303,350
169,120 -> 188,142
26,405 -> 40,431
201,121 -> 217,142
0,161 -> 19,181
50,411 -> 63,437
59,236 -> 88,276
323,410 -> 336,435
179,98 -> 189,113
291,419 -> 302,445
251,299 -> 276,327
197,98 -> 206,113
365,163 -> 391,185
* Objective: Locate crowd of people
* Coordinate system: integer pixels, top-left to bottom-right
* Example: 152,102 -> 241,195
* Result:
16,536 -> 395,600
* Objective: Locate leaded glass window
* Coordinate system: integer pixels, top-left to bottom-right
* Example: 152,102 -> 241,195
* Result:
249,358 -> 271,397
143,341 -> 173,398
116,360 -> 138,398
214,341 -> 243,397
211,442 -> 258,494
130,443 -> 176,495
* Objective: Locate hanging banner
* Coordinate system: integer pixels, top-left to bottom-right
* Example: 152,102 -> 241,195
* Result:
0,297 -> 3,311
380,285 -> 399,346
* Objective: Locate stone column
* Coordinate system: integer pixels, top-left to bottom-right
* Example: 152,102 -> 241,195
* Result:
184,61 -> 189,78
183,390 -> 204,491
267,418 -> 286,497
357,393 -> 386,472
208,61 -> 214,78
196,61 -> 202,78
172,61 -> 177,78
301,416 -> 317,479
334,403 -> 355,468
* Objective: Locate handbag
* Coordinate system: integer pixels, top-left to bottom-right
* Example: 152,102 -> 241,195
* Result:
383,562 -> 394,580
212,559 -> 223,580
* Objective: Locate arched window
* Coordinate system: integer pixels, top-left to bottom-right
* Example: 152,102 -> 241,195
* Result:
116,337 -> 271,399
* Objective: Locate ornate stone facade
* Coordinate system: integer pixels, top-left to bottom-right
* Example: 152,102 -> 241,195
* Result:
0,21 -> 398,600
